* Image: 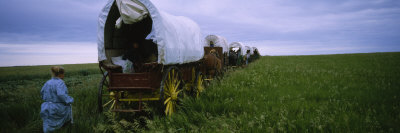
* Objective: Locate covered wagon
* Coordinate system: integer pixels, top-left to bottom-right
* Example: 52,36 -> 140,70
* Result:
204,35 -> 229,71
244,45 -> 253,63
244,45 -> 253,55
97,0 -> 206,115
204,35 -> 229,53
251,47 -> 260,61
228,42 -> 245,66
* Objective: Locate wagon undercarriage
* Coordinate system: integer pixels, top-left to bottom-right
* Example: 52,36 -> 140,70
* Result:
98,61 -> 207,115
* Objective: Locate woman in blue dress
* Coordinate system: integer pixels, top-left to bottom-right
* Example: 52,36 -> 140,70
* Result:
40,66 -> 74,133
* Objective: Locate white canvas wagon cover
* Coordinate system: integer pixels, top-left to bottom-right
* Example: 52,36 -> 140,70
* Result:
229,42 -> 245,56
97,0 -> 204,65
252,47 -> 258,54
244,45 -> 254,55
205,35 -> 229,53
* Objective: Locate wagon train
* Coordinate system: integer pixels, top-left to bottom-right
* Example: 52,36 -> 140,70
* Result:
96,0 -> 259,116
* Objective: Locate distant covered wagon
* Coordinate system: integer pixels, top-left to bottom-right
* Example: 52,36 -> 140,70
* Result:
251,47 -> 260,60
204,35 -> 229,71
244,45 -> 253,55
205,35 -> 229,53
229,42 -> 246,66
244,45 -> 253,63
97,0 -> 206,115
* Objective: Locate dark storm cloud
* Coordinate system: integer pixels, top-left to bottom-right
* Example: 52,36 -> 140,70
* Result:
0,0 -> 399,60
0,0 -> 105,43
152,0 -> 400,44
1,0 -> 399,46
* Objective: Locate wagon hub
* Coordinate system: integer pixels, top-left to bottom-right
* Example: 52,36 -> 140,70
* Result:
171,92 -> 178,101
109,92 -> 116,99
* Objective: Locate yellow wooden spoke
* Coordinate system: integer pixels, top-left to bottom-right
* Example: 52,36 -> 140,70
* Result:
168,72 -> 171,87
103,99 -> 114,107
169,79 -> 174,92
164,91 -> 171,96
171,70 -> 175,85
177,89 -> 183,94
191,68 -> 195,83
198,78 -> 204,92
195,74 -> 205,98
173,80 -> 181,92
164,97 -> 171,105
109,100 -> 116,111
164,84 -> 171,95
171,69 -> 175,84
165,102 -> 171,114
168,102 -> 173,115
177,90 -> 184,98
168,102 -> 174,116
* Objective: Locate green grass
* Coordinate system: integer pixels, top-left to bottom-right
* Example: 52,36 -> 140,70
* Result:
0,63 -> 105,132
0,63 -> 99,82
146,52 -> 400,132
1,52 -> 399,132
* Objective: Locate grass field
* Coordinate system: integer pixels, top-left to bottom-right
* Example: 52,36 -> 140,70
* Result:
0,63 -> 103,132
1,52 -> 399,132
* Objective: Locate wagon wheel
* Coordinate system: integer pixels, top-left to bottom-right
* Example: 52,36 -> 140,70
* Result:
160,66 -> 184,116
193,72 -> 206,98
98,72 -> 118,112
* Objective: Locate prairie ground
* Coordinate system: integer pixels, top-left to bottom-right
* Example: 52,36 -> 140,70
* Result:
1,52 -> 399,132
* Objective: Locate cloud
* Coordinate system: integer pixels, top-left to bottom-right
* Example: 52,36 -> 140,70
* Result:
0,0 -> 106,43
244,40 -> 400,56
152,0 -> 400,43
1,0 -> 399,44
0,42 -> 97,66
0,0 -> 399,66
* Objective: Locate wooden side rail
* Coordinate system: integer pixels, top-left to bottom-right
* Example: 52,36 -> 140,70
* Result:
109,73 -> 153,90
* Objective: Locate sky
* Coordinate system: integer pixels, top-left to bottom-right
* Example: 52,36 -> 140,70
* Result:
0,0 -> 399,66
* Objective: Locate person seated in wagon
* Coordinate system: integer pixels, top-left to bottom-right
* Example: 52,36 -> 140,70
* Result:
210,41 -> 215,47
109,0 -> 157,73
112,40 -> 157,73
